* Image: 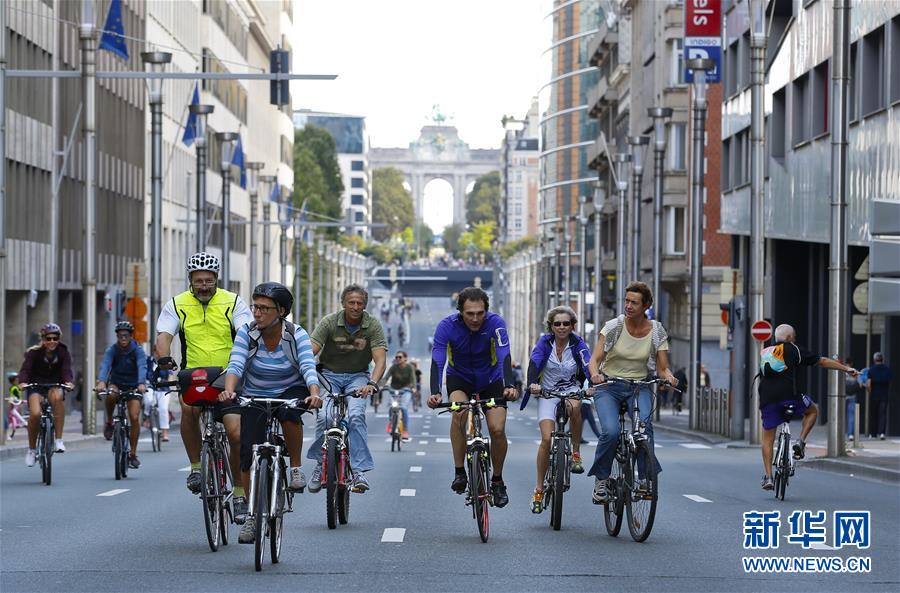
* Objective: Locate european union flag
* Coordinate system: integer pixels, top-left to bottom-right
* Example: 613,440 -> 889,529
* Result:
269,180 -> 280,202
182,84 -> 200,147
231,135 -> 246,189
98,0 -> 129,61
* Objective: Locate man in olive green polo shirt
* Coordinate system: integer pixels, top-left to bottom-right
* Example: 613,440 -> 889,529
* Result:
307,284 -> 387,493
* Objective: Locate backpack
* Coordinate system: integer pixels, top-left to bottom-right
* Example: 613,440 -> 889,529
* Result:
244,320 -> 301,373
759,342 -> 801,395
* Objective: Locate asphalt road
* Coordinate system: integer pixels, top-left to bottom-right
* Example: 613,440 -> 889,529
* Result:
2,297 -> 898,593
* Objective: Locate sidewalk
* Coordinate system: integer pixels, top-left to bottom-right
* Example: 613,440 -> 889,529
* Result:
653,406 -> 900,484
0,411 -> 107,461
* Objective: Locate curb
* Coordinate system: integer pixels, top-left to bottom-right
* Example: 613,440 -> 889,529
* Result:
654,422 -> 730,445
0,435 -> 105,462
799,457 -> 900,485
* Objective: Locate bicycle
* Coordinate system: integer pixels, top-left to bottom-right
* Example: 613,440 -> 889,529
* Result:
383,388 -> 404,452
319,383 -> 363,530
144,388 -> 165,453
435,394 -> 506,543
238,396 -> 305,572
159,368 -> 235,552
598,376 -> 673,543
96,387 -> 141,480
6,391 -> 27,439
536,388 -> 588,531
18,383 -> 69,485
772,402 -> 797,501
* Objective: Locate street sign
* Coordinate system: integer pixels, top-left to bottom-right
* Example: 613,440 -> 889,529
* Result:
684,0 -> 722,83
126,262 -> 148,298
750,319 -> 773,342
852,314 -> 885,335
852,282 -> 868,314
124,297 -> 148,319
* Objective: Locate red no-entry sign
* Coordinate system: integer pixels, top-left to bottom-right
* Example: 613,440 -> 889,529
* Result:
751,320 -> 773,342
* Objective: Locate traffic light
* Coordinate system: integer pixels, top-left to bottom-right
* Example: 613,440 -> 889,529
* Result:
719,301 -> 734,331
270,48 -> 290,106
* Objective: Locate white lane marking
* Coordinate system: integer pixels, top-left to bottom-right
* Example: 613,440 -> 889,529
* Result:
419,440 -> 429,445
680,443 -> 711,449
683,494 -> 712,503
138,438 -> 151,443
435,437 -> 451,443
409,466 -> 423,472
655,444 -> 664,448
415,451 -> 426,456
400,489 -> 416,497
178,466 -> 192,472
422,432 -> 430,436
507,439 -> 513,445
376,414 -> 388,418
534,440 -> 542,445
585,441 -> 597,446
97,489 -> 130,497
381,528 -> 406,543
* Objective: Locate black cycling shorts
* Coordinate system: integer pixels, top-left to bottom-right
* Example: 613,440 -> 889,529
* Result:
445,376 -> 506,404
239,385 -> 310,471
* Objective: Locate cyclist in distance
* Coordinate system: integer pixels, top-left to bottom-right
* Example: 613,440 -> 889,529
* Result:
155,252 -> 252,518
522,305 -> 592,513
306,284 -> 387,494
218,283 -> 322,543
756,323 -> 857,490
586,281 -> 677,503
380,350 -> 416,441
96,321 -> 147,469
18,323 -> 75,466
427,286 -> 519,507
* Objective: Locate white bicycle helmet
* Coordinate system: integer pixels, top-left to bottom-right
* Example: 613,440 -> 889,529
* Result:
186,252 -> 220,275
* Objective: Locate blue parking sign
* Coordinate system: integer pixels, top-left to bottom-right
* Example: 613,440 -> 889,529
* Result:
685,44 -> 722,83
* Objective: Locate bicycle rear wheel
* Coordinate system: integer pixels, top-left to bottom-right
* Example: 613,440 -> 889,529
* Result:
470,447 -> 490,543
113,427 -> 123,481
150,406 -> 161,452
120,426 -> 129,479
550,445 -> 566,531
325,441 -> 339,529
603,456 -> 624,537
270,459 -> 285,564
200,443 -> 221,552
626,441 -> 658,542
775,435 -> 789,500
390,409 -> 400,452
338,452 -> 351,525
219,445 -> 233,546
40,419 -> 53,486
254,458 -> 269,572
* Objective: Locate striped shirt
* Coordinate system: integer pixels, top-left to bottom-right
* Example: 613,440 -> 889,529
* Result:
226,323 -> 319,398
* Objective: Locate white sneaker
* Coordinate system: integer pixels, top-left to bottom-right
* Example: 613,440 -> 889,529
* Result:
289,467 -> 307,491
25,449 -> 37,467
54,439 -> 66,453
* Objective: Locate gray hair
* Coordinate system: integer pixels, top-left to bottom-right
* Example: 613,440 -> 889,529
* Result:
774,323 -> 795,342
874,351 -> 884,363
340,284 -> 369,307
545,306 -> 578,333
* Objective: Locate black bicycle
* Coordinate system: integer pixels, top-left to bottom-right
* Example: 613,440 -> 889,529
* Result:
19,383 -> 69,485
239,396 -> 305,572
96,387 -> 140,480
772,403 -> 797,501
436,395 -> 505,543
599,377 -> 674,542
537,388 -> 588,531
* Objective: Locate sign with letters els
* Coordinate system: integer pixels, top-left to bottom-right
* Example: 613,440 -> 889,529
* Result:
684,0 -> 722,83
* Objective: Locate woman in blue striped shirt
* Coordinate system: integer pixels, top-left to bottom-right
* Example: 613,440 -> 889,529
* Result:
220,283 -> 321,542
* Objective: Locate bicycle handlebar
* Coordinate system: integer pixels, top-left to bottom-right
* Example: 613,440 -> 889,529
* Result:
236,396 -> 310,410
18,382 -> 72,391
434,397 -> 507,412
536,388 -> 590,399
599,376 -> 681,393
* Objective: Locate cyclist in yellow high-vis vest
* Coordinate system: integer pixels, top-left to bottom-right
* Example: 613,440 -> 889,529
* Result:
155,253 -> 252,518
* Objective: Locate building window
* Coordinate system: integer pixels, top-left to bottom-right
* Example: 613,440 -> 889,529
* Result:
726,38 -> 739,96
792,72 -> 810,145
354,211 -> 364,222
733,129 -> 747,186
772,87 -> 787,158
202,49 -> 248,124
280,135 -> 292,167
668,123 -> 687,171
850,42 -> 859,121
891,16 -> 900,103
665,206 -> 686,255
861,25 -> 885,115
351,160 -> 364,171
669,39 -> 686,86
351,177 -> 364,189
351,194 -> 364,206
812,61 -> 829,136
721,137 -> 731,190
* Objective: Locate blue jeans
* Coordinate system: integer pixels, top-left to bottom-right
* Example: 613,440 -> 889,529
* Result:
846,395 -> 857,437
395,388 -> 412,431
588,381 -> 661,480
306,371 -> 374,473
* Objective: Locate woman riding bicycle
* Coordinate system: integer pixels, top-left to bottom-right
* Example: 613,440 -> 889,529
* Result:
18,323 -> 75,466
586,282 -> 677,504
522,306 -> 592,513
218,283 -> 322,544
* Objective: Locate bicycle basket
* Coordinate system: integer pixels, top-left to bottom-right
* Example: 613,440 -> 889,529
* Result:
178,367 -> 223,406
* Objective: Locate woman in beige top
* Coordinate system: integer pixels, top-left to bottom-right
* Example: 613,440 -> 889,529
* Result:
585,281 -> 677,504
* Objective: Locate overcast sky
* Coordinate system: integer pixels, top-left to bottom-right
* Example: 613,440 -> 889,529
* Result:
292,1 -> 550,150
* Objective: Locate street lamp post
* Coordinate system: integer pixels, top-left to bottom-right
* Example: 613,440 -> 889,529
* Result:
687,58 -> 714,426
628,135 -> 650,282
563,224 -> 572,308
293,211 -> 303,321
648,107 -> 673,323
141,51 -> 172,353
279,196 -> 289,286
578,195 -> 589,336
614,152 -> 632,314
317,238 -> 325,322
592,181 -> 605,344
246,161 -> 264,290
190,103 -> 214,251
259,174 -> 276,282
216,131 -> 238,289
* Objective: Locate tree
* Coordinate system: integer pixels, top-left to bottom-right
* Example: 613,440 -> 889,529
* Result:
293,126 -> 343,233
372,167 -> 414,241
499,235 -> 538,259
293,145 -> 329,216
442,223 -> 464,256
466,171 -> 500,225
413,221 -> 434,253
295,124 -> 343,204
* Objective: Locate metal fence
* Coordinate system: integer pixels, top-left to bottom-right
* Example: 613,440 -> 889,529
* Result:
690,387 -> 731,438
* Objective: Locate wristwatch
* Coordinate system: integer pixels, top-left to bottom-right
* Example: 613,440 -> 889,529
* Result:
367,380 -> 380,392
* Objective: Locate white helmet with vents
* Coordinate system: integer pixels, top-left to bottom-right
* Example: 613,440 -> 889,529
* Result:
186,252 -> 220,275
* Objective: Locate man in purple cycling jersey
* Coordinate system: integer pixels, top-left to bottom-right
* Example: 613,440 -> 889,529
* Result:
427,287 -> 519,507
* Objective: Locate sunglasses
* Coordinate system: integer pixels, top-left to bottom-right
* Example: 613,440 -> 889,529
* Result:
43,336 -> 60,342
552,320 -> 573,327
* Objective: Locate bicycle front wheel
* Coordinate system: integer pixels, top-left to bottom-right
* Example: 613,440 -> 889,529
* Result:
603,455 -> 625,537
338,451 -> 351,525
41,419 -> 53,485
626,441 -> 658,542
550,446 -> 566,531
113,427 -> 123,481
325,440 -> 339,529
200,443 -> 221,552
254,458 -> 269,572
470,447 -> 490,543
390,409 -> 400,452
270,459 -> 285,564
775,435 -> 790,501
150,406 -> 161,452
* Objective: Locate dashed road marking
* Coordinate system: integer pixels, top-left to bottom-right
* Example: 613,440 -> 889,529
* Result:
138,438 -> 151,443
97,489 -> 129,497
381,528 -> 406,543
683,494 -> 712,503
178,466 -> 191,472
400,489 -> 416,497
680,443 -> 711,449
409,466 -> 423,473
419,440 -> 429,445
435,437 -> 451,443
422,432 -> 430,436
416,451 -> 426,456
